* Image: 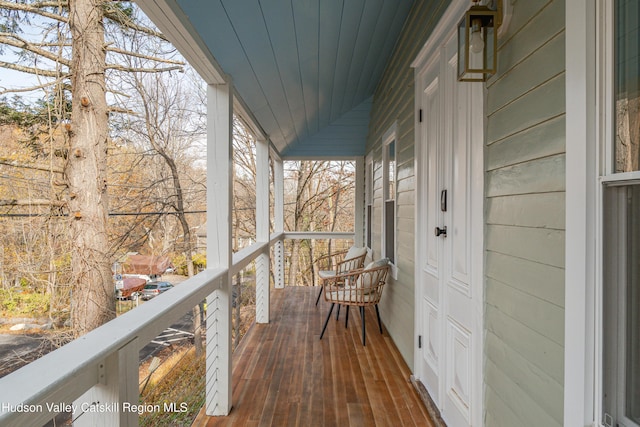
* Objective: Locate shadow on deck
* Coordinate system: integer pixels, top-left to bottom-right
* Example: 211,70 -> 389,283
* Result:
192,286 -> 434,427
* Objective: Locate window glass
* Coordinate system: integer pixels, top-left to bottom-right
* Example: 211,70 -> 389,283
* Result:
603,184 -> 640,425
366,204 -> 372,249
625,187 -> 640,422
615,0 -> 640,172
387,141 -> 396,200
385,200 -> 395,264
384,140 -> 396,264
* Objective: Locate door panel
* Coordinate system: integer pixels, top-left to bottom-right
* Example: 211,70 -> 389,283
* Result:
446,317 -> 471,422
423,298 -> 440,391
424,76 -> 442,279
421,67 -> 443,402
450,65 -> 472,295
417,28 -> 482,427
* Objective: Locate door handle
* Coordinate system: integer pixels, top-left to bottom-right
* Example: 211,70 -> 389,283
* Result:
434,226 -> 447,237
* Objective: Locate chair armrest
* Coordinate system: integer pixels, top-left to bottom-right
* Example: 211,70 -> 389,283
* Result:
323,265 -> 390,304
322,268 -> 363,290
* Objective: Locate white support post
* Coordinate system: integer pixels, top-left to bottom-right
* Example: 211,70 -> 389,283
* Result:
354,156 -> 365,247
255,138 -> 270,323
205,83 -> 233,416
274,157 -> 285,288
73,338 -> 138,427
565,0 -> 597,425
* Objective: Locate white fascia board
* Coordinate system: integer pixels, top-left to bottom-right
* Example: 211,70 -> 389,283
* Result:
135,0 -> 227,85
232,89 -> 269,141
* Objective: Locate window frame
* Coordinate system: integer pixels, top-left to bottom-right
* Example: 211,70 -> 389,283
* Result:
381,122 -> 398,278
365,157 -> 373,250
566,1 -> 640,425
600,2 -> 640,425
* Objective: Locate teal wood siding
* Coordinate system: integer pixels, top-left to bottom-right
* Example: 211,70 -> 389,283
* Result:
366,0 -> 450,369
485,0 -> 565,426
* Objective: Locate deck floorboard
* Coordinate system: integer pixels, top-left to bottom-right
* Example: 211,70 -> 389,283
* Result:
193,287 -> 434,427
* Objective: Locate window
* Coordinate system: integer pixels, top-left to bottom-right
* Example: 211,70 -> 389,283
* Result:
614,0 -> 640,173
382,124 -> 397,267
602,2 -> 640,426
366,159 -> 373,249
603,184 -> 640,427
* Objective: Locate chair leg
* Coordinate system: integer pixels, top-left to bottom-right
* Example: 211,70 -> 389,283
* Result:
315,285 -> 323,306
361,306 -> 366,346
320,303 -> 335,340
345,306 -> 349,328
375,305 -> 383,334
336,304 -> 340,320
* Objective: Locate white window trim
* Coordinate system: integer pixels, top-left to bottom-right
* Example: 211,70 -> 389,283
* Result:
382,122 -> 398,279
365,156 -> 374,250
565,0 -> 612,425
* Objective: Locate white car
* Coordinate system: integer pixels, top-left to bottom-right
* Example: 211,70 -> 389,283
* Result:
141,281 -> 173,300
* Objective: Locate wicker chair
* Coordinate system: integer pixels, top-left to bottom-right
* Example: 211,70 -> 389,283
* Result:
315,246 -> 367,306
319,261 -> 390,345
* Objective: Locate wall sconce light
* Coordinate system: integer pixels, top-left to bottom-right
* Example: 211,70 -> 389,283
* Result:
457,0 -> 503,82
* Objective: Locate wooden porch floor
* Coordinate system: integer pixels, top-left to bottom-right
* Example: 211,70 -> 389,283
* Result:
192,286 -> 434,427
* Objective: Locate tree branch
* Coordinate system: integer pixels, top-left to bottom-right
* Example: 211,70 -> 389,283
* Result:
0,33 -> 72,66
0,61 -> 63,78
106,46 -> 184,66
0,159 -> 64,174
0,75 -> 67,95
106,64 -> 183,73
108,106 -> 137,115
0,1 -> 166,40
103,7 -> 168,41
0,1 -> 68,23
0,198 -> 66,207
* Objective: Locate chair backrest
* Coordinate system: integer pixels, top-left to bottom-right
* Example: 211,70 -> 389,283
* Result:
337,246 -> 367,273
354,264 -> 390,303
314,248 -> 349,272
324,263 -> 390,306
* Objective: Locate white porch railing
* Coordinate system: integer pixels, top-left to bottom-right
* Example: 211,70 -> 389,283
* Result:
0,232 -> 353,427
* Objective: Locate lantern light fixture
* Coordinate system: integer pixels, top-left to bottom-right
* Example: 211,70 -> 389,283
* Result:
457,0 -> 504,82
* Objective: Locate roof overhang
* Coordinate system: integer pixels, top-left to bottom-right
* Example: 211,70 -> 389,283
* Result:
135,0 -> 415,159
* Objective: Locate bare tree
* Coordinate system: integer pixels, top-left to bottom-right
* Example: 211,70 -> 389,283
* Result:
283,161 -> 355,287
0,1 -> 183,335
112,62 -> 207,350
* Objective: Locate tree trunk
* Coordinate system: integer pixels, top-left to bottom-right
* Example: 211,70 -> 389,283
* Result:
180,213 -> 203,356
67,0 -> 115,336
288,239 -> 300,287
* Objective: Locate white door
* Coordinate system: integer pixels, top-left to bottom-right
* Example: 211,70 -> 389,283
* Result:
415,29 -> 483,427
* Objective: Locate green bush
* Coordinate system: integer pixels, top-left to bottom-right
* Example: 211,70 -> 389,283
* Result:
0,288 -> 50,318
192,253 -> 206,270
171,253 -> 206,276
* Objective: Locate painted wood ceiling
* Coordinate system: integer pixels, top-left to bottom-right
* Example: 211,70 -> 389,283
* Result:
169,0 -> 415,158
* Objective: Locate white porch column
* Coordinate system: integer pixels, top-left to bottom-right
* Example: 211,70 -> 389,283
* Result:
205,83 -> 233,416
354,156 -> 365,247
565,0 -> 597,424
273,156 -> 285,288
255,138 -> 270,323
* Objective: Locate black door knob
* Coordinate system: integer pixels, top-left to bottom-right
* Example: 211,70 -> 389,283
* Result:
434,226 -> 447,237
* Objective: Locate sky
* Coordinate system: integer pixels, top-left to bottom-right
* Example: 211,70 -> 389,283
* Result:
0,67 -> 44,104
0,19 -> 56,104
